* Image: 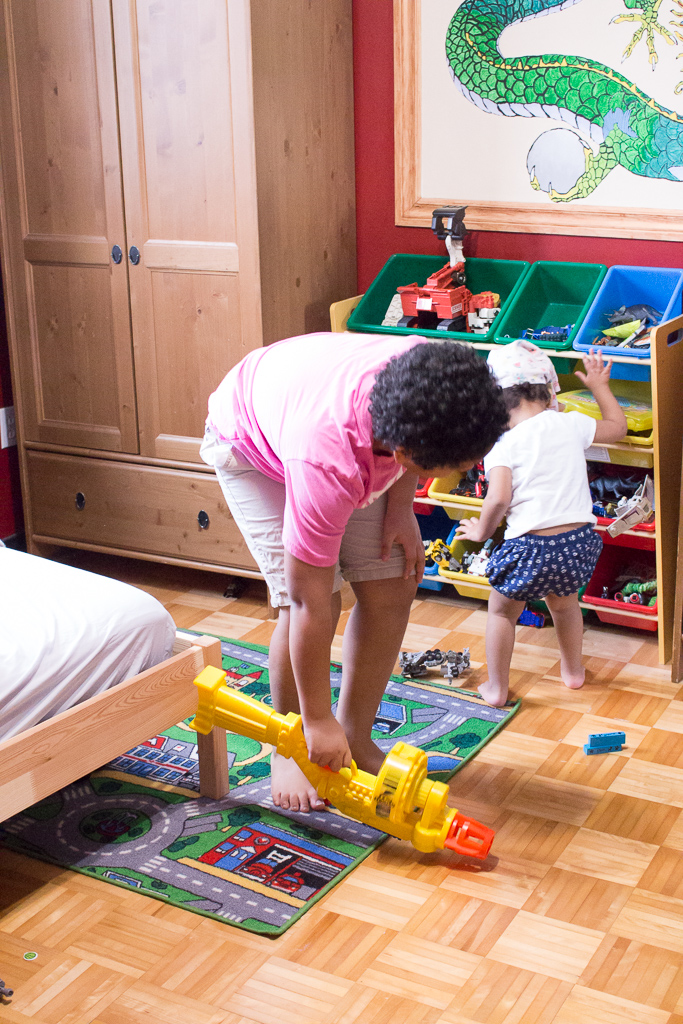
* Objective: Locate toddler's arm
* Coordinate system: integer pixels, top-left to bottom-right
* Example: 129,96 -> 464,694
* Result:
455,466 -> 511,543
575,350 -> 628,444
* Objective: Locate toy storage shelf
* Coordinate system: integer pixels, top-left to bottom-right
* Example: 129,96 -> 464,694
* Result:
442,318 -> 680,660
587,441 -> 654,470
467,341 -> 652,367
418,495 -> 657,540
335,294 -> 683,664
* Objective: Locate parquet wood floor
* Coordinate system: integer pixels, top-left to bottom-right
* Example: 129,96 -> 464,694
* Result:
2,550 -> 683,1024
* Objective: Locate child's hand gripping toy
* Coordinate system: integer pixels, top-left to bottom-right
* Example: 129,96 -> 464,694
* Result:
192,667 -> 494,860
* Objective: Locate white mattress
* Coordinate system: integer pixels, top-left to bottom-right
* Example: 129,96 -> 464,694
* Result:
0,549 -> 175,741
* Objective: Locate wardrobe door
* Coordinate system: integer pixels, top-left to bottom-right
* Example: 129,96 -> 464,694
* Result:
0,0 -> 138,452
113,0 -> 263,464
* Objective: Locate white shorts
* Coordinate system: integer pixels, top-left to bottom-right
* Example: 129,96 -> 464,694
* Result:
200,425 -> 409,607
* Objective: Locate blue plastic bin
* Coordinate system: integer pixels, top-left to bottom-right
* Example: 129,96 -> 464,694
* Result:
572,265 -> 683,376
418,564 -> 445,592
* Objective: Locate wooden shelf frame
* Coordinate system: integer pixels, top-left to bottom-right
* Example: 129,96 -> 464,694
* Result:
418,495 -> 656,543
466,341 -> 652,366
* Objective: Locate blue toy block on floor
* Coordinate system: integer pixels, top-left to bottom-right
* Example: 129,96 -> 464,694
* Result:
583,731 -> 626,755
518,607 -> 545,628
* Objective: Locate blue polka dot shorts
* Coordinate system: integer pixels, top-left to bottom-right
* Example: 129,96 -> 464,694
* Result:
487,524 -> 603,601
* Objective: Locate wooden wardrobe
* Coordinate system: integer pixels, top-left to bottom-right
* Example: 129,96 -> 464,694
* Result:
0,0 -> 356,575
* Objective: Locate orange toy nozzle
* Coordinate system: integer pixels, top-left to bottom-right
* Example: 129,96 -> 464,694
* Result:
444,813 -> 494,859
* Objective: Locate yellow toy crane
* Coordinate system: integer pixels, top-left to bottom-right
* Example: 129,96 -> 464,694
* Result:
192,666 -> 494,860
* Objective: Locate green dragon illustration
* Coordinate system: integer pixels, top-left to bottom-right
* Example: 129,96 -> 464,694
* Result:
612,0 -> 675,69
445,0 -> 683,200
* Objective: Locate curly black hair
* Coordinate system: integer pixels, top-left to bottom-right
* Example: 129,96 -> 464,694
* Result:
369,341 -> 508,470
501,382 -> 552,413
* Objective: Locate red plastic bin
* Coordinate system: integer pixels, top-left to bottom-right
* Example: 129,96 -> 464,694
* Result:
414,477 -> 434,515
596,516 -> 655,552
595,515 -> 654,533
583,544 -> 658,631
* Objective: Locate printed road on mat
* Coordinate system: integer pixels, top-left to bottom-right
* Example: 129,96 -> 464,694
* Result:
0,637 -> 518,936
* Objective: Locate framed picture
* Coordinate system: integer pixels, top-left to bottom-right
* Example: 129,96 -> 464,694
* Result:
395,0 -> 683,239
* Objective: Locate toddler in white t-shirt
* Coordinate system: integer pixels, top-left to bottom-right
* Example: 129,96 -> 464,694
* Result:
457,345 -> 627,706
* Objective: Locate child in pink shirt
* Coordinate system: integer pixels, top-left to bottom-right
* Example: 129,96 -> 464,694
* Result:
203,331 -> 508,812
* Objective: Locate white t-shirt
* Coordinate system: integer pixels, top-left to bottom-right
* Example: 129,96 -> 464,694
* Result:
484,410 -> 597,539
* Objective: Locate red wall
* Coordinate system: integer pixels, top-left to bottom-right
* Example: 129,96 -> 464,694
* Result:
352,0 -> 683,291
0,268 -> 21,540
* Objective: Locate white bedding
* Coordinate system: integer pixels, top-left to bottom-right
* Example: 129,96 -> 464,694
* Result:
0,549 -> 175,741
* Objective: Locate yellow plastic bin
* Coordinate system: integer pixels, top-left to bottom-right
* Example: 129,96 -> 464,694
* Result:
437,537 -> 492,599
428,470 -> 484,517
558,380 -> 653,447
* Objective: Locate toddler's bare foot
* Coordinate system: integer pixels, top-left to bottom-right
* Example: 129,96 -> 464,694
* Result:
562,667 -> 585,690
271,752 -> 326,813
477,679 -> 509,707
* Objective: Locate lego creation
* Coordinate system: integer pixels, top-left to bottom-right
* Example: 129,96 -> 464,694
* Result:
600,563 -> 657,606
424,539 -> 464,574
399,648 -> 471,681
0,980 -> 13,998
388,205 -> 501,335
521,324 -> 573,344
440,649 -> 471,681
191,666 -> 494,859
589,466 -> 655,533
518,606 -> 545,628
450,462 -> 488,500
397,272 -> 499,335
583,731 -> 626,755
398,649 -> 448,677
449,538 -> 496,579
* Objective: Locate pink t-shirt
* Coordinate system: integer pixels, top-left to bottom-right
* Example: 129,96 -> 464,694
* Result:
207,332 -> 426,567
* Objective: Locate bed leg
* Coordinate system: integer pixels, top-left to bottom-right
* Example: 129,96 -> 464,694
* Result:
197,727 -> 230,799
188,633 -> 230,798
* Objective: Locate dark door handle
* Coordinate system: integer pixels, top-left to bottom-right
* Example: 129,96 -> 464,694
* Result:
198,510 -> 210,529
111,245 -> 123,264
129,246 -> 140,265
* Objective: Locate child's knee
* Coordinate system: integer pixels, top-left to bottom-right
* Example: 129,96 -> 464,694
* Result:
545,591 -> 578,611
490,591 -> 524,622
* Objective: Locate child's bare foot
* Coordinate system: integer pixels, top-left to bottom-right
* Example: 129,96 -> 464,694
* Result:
348,737 -> 385,776
477,679 -> 509,707
562,667 -> 585,690
271,752 -> 326,813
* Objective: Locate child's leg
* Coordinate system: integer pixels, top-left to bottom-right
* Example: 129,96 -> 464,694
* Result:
335,575 -> 417,775
480,589 -> 525,707
269,591 -> 342,813
544,591 -> 585,689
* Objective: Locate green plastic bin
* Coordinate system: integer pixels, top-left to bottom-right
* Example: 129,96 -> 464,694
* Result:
493,261 -> 607,350
347,255 -> 530,343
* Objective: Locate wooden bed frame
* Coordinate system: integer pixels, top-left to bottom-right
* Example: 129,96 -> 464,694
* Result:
0,631 -> 230,822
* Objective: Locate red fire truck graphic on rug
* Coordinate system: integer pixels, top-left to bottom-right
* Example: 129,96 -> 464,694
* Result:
199,822 -> 351,900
